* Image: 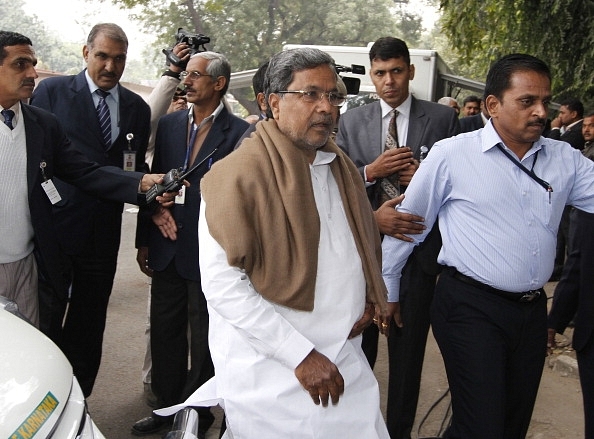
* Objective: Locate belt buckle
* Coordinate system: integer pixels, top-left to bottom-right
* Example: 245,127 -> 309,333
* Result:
519,290 -> 540,302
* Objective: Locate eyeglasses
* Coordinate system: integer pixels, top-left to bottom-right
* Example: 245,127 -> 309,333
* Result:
276,90 -> 346,107
180,70 -> 213,81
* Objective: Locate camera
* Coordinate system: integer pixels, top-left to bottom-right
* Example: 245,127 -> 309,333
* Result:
162,28 -> 211,69
334,64 -> 366,95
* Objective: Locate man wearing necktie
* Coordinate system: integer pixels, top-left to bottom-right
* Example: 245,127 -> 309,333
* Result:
30,23 -> 150,398
336,37 -> 459,439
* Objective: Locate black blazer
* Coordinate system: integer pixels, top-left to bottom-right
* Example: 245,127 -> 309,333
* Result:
21,104 -> 144,297
136,106 -> 249,282
548,208 -> 594,352
459,113 -> 485,133
546,120 -> 585,150
30,70 -> 150,254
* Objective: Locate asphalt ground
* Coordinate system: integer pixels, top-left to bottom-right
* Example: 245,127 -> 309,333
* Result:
86,206 -> 585,439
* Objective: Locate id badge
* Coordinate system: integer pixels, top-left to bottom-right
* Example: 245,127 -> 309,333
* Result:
42,179 -> 62,204
123,151 -> 137,172
175,185 -> 186,205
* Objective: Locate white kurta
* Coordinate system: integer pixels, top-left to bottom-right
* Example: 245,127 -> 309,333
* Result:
187,150 -> 388,439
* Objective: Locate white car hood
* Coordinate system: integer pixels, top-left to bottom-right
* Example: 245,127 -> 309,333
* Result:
0,309 -> 72,438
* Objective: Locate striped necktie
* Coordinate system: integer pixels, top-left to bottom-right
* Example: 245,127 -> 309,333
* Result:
95,89 -> 112,148
2,109 -> 15,130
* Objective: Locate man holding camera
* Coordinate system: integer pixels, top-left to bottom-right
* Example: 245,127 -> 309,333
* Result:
133,50 -> 248,437
30,23 -> 151,398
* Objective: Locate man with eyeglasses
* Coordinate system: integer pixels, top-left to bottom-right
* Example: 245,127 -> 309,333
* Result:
335,36 -> 459,439
177,47 -> 390,438
132,51 -> 248,437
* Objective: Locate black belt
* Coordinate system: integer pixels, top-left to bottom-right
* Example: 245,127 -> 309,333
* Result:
447,268 -> 543,303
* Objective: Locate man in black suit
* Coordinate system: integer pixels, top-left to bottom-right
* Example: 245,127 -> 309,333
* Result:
30,23 -> 151,397
459,100 -> 490,133
548,208 -> 594,439
0,31 -> 160,329
336,37 -> 459,439
548,111 -> 594,439
546,97 -> 585,280
132,51 -> 249,437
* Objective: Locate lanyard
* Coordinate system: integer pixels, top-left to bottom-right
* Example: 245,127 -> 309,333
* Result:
182,123 -> 198,173
496,142 -> 553,203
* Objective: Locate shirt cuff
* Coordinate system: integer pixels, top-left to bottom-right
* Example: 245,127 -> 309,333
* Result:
383,273 -> 401,302
364,165 -> 375,183
274,329 -> 315,370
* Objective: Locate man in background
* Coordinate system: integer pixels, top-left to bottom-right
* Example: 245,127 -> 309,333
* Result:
546,97 -> 585,280
336,36 -> 459,439
132,51 -> 248,437
0,30 -> 161,331
461,95 -> 481,117
30,22 -> 151,397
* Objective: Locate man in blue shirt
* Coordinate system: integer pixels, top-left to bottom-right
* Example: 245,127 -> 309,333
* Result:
382,53 -> 594,439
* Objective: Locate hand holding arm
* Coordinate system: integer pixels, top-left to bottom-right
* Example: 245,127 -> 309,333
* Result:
374,195 -> 426,240
295,349 -> 345,407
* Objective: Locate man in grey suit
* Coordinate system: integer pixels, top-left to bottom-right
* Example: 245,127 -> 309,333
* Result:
336,36 -> 459,439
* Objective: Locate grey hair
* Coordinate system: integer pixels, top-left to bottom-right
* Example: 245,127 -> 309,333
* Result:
86,23 -> 128,50
264,48 -> 336,103
190,51 -> 232,96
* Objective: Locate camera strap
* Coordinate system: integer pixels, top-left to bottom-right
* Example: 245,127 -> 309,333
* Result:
496,142 -> 553,203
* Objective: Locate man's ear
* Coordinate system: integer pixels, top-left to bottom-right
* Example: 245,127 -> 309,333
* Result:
485,95 -> 499,118
268,93 -> 281,120
214,76 -> 226,92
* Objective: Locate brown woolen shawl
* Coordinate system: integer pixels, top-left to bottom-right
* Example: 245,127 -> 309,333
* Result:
201,119 -> 387,312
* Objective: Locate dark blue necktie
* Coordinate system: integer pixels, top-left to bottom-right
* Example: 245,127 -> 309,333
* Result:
95,89 -> 112,148
2,109 -> 15,130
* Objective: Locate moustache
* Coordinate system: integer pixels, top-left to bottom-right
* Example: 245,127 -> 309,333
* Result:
101,72 -> 117,78
21,80 -> 35,86
310,116 -> 334,127
527,118 -> 546,127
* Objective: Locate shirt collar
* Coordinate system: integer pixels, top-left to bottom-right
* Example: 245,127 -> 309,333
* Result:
481,119 -> 545,158
188,101 -> 223,125
312,149 -> 336,166
566,119 -> 583,131
380,93 -> 412,120
85,69 -> 119,101
1,102 -> 21,128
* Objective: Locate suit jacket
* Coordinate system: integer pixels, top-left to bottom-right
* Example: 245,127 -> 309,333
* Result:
21,104 -> 144,298
30,70 -> 151,255
136,106 -> 249,282
459,113 -> 485,133
546,120 -> 585,150
336,96 -> 460,276
548,208 -> 594,351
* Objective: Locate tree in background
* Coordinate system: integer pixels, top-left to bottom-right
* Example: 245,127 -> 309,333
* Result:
0,0 -> 81,74
439,0 -> 594,105
104,0 -> 416,111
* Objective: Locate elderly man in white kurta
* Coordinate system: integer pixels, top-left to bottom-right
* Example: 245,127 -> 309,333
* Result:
194,48 -> 390,439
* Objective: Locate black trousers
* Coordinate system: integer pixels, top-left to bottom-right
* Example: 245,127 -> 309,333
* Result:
150,261 -> 214,432
362,256 -> 437,439
432,271 -> 547,439
40,209 -> 122,397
